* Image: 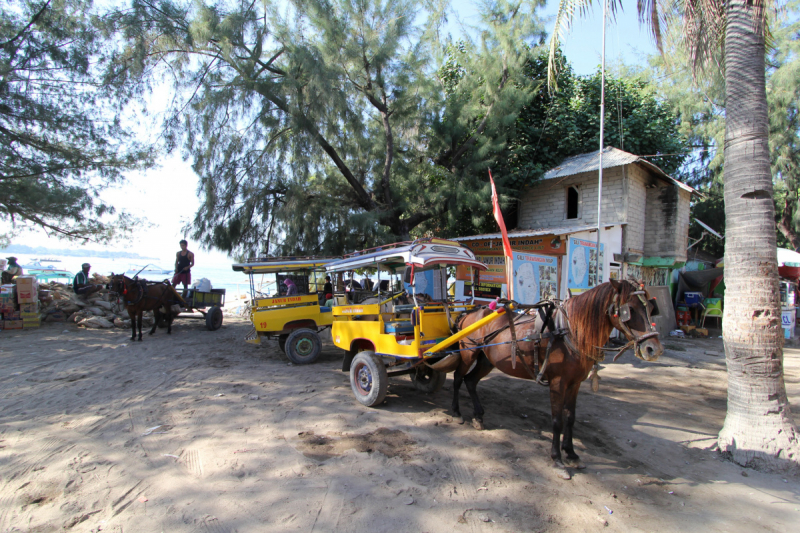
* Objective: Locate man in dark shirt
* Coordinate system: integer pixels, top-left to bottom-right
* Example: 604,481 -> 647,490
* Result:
323,275 -> 333,295
172,240 -> 195,294
73,263 -> 102,297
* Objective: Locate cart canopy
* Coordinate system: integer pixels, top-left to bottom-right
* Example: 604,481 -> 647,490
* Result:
232,257 -> 338,274
325,239 -> 487,274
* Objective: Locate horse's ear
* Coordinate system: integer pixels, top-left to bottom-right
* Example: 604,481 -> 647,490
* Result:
609,278 -> 621,292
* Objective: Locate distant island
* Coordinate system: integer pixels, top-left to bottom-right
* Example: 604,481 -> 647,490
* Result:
1,245 -> 154,260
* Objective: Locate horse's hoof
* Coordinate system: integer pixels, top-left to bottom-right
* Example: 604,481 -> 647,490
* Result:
456,416 -> 465,425
553,461 -> 572,480
472,418 -> 485,431
563,457 -> 586,469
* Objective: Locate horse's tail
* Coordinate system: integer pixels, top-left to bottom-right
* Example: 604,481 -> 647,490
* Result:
166,285 -> 186,306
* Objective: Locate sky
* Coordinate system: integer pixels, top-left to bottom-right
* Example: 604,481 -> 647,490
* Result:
13,1 -> 658,268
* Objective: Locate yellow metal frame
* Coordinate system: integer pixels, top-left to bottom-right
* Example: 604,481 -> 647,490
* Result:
251,294 -> 333,336
331,302 -> 504,359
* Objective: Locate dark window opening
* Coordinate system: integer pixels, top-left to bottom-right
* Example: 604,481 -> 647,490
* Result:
566,186 -> 580,219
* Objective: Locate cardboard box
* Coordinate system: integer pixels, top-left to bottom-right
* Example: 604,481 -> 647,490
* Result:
15,276 -> 38,304
0,284 -> 16,310
4,310 -> 20,320
4,320 -> 23,330
22,319 -> 40,328
19,303 -> 38,314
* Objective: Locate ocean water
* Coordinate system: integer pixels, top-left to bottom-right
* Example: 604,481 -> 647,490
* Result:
9,253 -> 255,300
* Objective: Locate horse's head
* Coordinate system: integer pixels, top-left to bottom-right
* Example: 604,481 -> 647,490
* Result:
607,279 -> 664,362
107,273 -> 128,295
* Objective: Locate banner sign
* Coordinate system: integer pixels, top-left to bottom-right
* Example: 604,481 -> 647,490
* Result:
511,252 -> 559,304
568,238 -> 604,292
463,235 -> 566,256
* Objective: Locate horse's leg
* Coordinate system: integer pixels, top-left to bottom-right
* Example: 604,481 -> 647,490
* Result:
166,308 -> 173,334
149,308 -> 160,335
128,309 -> 137,342
464,354 -> 493,430
549,384 -> 566,464
137,311 -> 143,341
451,367 -> 465,424
561,382 -> 586,469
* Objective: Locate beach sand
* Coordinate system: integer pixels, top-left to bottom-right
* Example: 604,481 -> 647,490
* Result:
0,318 -> 798,532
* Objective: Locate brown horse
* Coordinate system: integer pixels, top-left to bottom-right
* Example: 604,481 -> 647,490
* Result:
109,274 -> 186,341
447,279 -> 663,476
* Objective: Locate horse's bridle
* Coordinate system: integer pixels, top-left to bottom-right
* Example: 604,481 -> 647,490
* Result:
109,276 -> 146,306
606,283 -> 659,360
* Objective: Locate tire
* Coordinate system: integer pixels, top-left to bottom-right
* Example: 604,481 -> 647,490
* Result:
285,328 -> 322,364
278,334 -> 288,353
411,366 -> 446,393
205,305 -> 223,331
350,351 -> 388,407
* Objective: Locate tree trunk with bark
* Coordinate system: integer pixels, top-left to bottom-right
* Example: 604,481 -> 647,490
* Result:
718,0 -> 800,472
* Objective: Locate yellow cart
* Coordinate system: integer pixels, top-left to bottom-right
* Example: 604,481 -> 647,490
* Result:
325,239 -> 506,406
232,257 -> 338,364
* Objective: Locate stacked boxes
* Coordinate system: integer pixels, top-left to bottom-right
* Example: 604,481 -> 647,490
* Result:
1,284 -> 19,329
20,302 -> 40,328
15,276 -> 38,303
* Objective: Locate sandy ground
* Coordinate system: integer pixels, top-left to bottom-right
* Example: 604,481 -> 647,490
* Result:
0,316 -> 799,533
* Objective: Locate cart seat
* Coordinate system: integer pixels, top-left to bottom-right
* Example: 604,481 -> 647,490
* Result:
320,306 -> 332,313
385,321 -> 414,335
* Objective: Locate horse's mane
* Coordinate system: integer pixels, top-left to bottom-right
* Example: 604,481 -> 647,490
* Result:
562,281 -> 638,360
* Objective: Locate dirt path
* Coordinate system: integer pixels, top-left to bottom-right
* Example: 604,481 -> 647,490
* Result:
0,319 -> 798,532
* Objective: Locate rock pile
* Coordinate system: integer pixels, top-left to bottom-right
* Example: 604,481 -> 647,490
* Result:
38,273 -> 155,329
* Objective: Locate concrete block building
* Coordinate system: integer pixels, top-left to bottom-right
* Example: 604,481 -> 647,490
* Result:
453,147 -> 697,321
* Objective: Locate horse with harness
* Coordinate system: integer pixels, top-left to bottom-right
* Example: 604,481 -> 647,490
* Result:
108,274 -> 186,341
429,279 -> 663,478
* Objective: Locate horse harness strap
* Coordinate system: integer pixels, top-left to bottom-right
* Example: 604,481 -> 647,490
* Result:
604,286 -> 659,360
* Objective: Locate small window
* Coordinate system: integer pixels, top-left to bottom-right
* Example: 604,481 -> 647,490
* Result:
566,185 -> 580,219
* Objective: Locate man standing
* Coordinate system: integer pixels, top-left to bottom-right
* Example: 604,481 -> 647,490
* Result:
172,239 -> 195,294
73,263 -> 102,297
323,275 -> 333,295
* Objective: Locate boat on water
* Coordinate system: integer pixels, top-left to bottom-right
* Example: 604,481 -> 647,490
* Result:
23,261 -> 74,283
125,265 -> 173,279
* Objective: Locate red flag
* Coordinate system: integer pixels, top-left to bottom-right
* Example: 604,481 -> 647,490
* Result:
489,170 -> 513,258
489,170 -> 514,300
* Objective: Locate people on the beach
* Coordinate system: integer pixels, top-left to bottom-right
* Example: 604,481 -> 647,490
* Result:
172,239 -> 195,294
73,263 -> 102,297
1,256 -> 23,284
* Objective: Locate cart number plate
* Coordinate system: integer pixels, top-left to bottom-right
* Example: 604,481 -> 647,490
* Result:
260,322 -> 267,328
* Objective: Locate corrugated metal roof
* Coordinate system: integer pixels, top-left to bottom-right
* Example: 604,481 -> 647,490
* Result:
452,223 -> 624,242
542,147 -> 698,195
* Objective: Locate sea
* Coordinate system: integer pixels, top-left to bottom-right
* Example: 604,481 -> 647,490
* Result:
6,253 -> 264,301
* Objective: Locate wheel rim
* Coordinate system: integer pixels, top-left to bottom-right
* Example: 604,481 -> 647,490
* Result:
354,362 -> 372,395
416,368 -> 432,384
295,336 -> 314,357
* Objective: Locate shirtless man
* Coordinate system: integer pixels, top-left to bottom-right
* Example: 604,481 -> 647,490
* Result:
172,240 -> 195,294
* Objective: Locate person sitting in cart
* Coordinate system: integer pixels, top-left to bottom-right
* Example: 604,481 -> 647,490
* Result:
325,293 -> 335,307
73,263 -> 102,297
284,277 -> 299,296
2,256 -> 23,284
172,239 -> 195,295
323,275 -> 333,295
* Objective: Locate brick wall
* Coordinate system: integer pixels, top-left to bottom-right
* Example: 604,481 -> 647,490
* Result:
518,168 -> 625,229
624,164 -> 648,253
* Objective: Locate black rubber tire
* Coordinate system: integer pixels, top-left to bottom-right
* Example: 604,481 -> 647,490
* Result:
284,328 -> 322,364
350,351 -> 388,407
205,306 -> 223,331
278,334 -> 288,353
411,366 -> 446,393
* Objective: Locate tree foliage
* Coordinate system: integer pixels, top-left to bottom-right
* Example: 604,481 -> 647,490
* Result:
0,0 -> 149,244
110,0 -> 547,257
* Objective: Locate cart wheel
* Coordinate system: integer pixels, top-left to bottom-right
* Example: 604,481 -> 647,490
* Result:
278,334 -> 288,353
411,366 -> 446,393
350,351 -> 388,407
285,328 -> 321,364
205,306 -> 223,331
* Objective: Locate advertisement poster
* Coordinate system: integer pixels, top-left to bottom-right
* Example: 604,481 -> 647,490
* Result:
568,238 -> 604,293
403,269 -> 446,300
511,252 -> 558,304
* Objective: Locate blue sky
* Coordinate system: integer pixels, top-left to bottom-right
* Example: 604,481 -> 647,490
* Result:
17,1 -> 658,262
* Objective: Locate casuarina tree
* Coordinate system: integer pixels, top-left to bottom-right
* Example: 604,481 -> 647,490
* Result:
0,0 -> 150,245
550,1 -> 800,471
109,0 -> 546,256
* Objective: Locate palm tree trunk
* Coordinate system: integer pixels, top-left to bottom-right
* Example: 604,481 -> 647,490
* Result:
718,0 -> 800,471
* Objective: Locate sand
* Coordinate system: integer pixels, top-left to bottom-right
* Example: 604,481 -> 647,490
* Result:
0,317 -> 798,532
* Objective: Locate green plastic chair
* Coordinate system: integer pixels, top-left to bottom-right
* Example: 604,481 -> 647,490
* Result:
701,298 -> 723,328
